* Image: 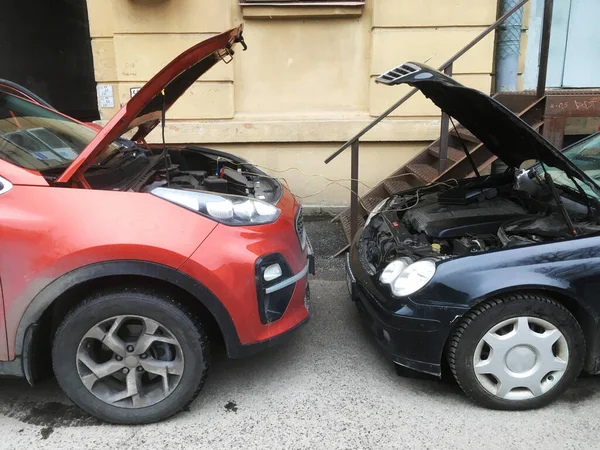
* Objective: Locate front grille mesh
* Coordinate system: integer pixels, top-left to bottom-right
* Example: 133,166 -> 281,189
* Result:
296,207 -> 306,249
376,62 -> 421,85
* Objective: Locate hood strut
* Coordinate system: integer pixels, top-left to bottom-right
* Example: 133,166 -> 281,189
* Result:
450,117 -> 481,180
541,163 -> 577,238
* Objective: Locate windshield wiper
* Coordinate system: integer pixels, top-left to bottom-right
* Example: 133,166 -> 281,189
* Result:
542,166 -> 577,238
95,145 -> 138,167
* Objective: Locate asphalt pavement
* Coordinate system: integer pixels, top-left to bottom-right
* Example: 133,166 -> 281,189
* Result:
0,219 -> 599,449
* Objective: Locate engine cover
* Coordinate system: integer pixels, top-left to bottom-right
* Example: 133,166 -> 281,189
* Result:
403,193 -> 526,238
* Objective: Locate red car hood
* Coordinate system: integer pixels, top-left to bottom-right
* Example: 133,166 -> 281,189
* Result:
57,26 -> 245,184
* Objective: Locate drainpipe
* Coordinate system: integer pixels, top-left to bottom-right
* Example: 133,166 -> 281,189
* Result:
495,0 -> 525,92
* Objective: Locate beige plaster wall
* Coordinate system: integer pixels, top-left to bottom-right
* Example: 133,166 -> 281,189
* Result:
85,0 -> 500,206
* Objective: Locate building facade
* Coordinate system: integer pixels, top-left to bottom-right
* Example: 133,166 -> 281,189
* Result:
85,0 -> 507,208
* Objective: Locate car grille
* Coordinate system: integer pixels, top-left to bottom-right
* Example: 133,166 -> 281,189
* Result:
376,62 -> 421,85
295,207 -> 306,250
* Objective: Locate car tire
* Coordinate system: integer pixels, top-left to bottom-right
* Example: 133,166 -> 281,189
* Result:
447,293 -> 585,410
52,288 -> 209,424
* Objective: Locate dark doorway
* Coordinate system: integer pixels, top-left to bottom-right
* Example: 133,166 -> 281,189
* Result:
0,0 -> 99,121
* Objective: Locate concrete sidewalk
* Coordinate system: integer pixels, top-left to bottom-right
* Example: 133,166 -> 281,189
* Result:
0,220 -> 599,449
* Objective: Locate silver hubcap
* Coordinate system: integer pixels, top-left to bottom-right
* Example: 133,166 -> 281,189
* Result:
76,315 -> 185,408
473,316 -> 569,401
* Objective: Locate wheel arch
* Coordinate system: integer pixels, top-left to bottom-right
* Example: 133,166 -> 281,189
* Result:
441,286 -> 600,376
16,260 -> 242,382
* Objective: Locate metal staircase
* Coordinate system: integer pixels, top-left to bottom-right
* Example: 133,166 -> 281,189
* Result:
323,0 -> 561,255
335,93 -> 547,250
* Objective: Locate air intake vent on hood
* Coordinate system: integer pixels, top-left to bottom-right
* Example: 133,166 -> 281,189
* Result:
376,62 -> 421,85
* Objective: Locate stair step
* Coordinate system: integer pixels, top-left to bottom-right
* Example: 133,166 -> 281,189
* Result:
362,196 -> 386,213
450,127 -> 479,143
428,145 -> 465,162
333,96 -> 546,252
383,178 -> 412,195
531,121 -> 544,130
406,163 -> 439,183
340,211 -> 365,242
494,92 -> 538,113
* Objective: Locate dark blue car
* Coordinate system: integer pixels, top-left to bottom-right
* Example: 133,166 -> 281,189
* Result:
347,62 -> 600,410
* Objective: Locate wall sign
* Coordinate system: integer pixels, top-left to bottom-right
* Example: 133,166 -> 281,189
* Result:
97,84 -> 114,108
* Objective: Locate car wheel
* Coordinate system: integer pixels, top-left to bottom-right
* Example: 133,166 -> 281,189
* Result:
447,293 -> 585,410
52,288 -> 209,424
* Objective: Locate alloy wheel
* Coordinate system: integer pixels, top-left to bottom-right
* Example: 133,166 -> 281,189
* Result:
76,315 -> 185,408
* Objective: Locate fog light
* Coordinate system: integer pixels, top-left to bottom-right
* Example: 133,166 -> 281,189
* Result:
264,263 -> 282,282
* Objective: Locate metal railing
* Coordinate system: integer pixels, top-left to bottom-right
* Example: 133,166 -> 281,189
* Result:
324,0 -> 553,242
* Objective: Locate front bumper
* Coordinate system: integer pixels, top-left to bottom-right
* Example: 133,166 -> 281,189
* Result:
346,248 -> 450,376
267,239 -> 315,295
230,284 -> 311,358
181,187 -> 313,358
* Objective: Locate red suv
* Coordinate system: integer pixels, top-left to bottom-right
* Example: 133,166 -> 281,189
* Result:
0,26 -> 313,424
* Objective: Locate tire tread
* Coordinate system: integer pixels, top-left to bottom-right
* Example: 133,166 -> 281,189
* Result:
447,292 -> 583,409
52,286 -> 210,424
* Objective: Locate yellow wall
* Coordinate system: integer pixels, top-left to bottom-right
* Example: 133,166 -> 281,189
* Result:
86,0 -> 500,207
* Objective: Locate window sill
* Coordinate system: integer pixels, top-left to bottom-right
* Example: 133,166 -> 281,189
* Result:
240,3 -> 364,19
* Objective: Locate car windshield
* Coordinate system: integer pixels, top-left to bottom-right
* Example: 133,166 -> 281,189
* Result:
533,133 -> 600,200
0,93 -> 122,171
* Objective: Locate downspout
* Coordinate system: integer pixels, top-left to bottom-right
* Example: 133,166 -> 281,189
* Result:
495,0 -> 525,92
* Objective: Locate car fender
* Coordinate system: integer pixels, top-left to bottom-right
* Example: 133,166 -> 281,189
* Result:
14,260 -> 240,361
421,237 -> 600,315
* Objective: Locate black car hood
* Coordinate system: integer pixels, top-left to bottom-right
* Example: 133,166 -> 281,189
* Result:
376,62 -> 599,194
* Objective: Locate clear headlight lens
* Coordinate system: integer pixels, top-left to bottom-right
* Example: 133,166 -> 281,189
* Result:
152,187 -> 280,226
380,259 -> 437,297
379,258 -> 411,285
364,198 -> 389,229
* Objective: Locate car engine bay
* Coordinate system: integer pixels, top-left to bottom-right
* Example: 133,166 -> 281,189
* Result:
359,169 -> 600,274
141,147 -> 281,204
66,145 -> 282,204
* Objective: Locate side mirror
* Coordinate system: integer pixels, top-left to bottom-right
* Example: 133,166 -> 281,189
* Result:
0,176 -> 13,195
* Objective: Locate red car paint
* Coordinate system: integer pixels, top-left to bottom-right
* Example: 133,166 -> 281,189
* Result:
0,26 -> 310,371
181,190 -> 309,344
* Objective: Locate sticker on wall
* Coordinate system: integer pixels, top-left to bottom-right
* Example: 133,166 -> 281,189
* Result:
97,84 -> 115,108
130,87 -> 141,98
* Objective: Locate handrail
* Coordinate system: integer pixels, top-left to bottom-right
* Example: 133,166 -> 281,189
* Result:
324,0 -> 530,165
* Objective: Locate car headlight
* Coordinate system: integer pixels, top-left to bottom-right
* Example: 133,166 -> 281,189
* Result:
380,259 -> 436,297
379,258 -> 411,285
151,187 -> 281,226
364,198 -> 389,229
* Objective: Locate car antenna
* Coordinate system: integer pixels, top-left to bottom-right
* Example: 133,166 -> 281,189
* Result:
539,161 -> 577,238
423,53 -> 436,65
449,117 -> 482,182
161,89 -> 170,187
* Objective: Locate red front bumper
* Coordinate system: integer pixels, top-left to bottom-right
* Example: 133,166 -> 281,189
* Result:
179,187 -> 312,352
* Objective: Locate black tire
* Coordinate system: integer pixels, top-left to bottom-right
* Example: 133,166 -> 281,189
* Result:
447,293 -> 585,410
52,288 -> 209,424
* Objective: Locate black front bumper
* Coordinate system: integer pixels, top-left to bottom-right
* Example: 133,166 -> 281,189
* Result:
346,250 -> 452,377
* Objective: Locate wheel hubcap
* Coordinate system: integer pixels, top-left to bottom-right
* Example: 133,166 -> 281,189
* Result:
473,316 -> 569,401
505,345 -> 536,373
76,315 -> 185,408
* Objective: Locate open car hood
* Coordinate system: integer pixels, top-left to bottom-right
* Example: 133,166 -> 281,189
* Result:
57,26 -> 245,184
376,62 -> 600,195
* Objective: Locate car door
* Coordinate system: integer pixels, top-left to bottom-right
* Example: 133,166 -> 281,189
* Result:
0,176 -> 11,360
